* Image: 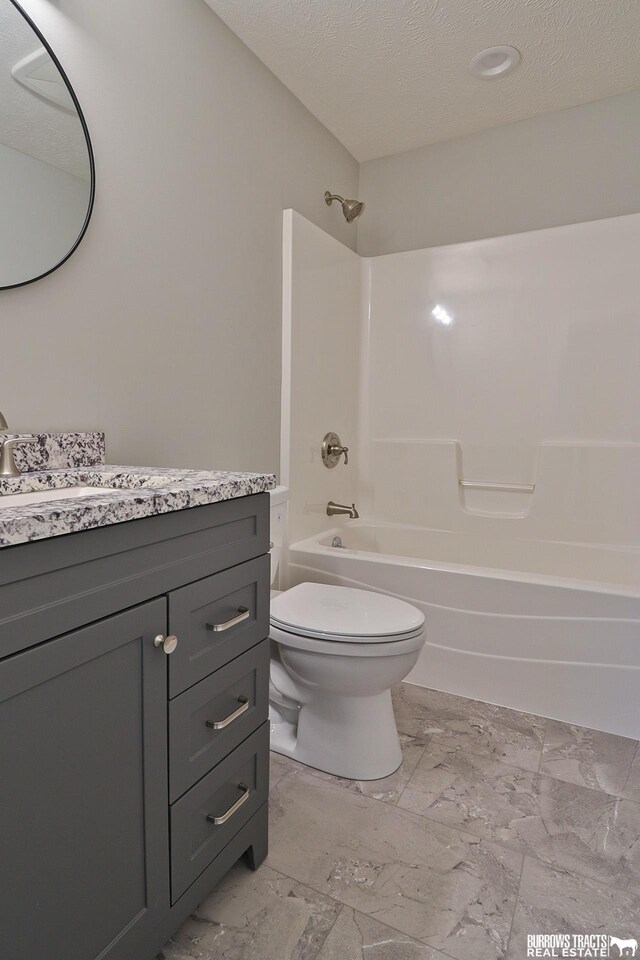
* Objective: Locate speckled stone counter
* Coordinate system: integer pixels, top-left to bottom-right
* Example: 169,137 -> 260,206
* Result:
0,433 -> 275,547
8,431 -> 106,472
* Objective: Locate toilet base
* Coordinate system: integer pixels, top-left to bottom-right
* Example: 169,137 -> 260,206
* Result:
269,689 -> 403,781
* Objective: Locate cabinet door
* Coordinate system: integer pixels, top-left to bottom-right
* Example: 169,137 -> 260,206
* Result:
0,600 -> 169,960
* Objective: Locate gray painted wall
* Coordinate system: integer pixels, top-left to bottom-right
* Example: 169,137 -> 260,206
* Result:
358,90 -> 640,256
4,0 -> 358,474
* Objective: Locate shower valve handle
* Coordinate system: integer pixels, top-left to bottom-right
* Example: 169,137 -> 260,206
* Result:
322,432 -> 349,468
330,443 -> 349,465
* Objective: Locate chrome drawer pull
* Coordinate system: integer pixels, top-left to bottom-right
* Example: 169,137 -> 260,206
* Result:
206,696 -> 249,730
206,606 -> 250,633
207,783 -> 249,826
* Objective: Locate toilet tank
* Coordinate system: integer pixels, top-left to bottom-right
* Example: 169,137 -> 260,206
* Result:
269,486 -> 289,589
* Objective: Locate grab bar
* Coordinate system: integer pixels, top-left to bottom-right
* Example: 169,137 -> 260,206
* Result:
459,480 -> 535,493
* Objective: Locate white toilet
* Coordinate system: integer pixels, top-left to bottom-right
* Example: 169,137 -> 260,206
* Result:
269,489 -> 426,781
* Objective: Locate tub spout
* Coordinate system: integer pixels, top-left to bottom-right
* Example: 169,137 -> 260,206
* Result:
327,501 -> 359,519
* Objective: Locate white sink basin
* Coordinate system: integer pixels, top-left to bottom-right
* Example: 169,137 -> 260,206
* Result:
0,486 -> 120,509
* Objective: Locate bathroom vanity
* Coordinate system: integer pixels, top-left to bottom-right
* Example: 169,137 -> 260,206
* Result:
0,433 -> 274,960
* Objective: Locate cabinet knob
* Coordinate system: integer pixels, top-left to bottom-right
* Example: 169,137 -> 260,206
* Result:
154,634 -> 178,654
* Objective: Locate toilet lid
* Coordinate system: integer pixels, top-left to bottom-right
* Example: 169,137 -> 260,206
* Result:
270,582 -> 424,642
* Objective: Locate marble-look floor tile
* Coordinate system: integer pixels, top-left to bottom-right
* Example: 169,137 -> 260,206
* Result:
392,684 -> 545,772
622,746 -> 640,802
160,863 -> 341,960
316,907 -> 448,960
396,745 -> 640,888
397,745 -> 539,832
299,733 -> 427,805
269,769 -> 523,960
270,751 -> 296,790
507,857 -> 640,959
540,720 -> 638,797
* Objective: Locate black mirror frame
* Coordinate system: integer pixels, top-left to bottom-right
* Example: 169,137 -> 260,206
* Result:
2,0 -> 95,291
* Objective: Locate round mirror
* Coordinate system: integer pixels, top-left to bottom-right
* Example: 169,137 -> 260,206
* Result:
0,0 -> 94,289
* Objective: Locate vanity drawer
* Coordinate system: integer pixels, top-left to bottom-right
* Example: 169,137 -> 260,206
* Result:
169,639 -> 269,802
170,722 -> 269,903
168,555 -> 269,697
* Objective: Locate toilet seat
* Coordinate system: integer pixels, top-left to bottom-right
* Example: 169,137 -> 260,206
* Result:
270,620 -> 425,657
270,582 -> 425,649
271,582 -> 424,643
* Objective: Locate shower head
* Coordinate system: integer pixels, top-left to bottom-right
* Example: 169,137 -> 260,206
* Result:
324,191 -> 365,223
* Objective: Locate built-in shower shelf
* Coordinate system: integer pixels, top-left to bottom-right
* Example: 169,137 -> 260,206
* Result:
458,477 -> 535,518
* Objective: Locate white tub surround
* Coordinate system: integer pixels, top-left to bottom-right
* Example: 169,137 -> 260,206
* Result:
289,524 -> 640,740
363,213 -> 640,521
283,210 -> 640,536
281,211 -> 640,738
281,211 -> 362,544
365,440 -> 640,548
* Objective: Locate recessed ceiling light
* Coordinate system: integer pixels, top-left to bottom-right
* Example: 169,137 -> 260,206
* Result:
469,45 -> 521,79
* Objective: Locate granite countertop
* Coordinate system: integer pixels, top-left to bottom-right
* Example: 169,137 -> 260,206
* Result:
0,433 -> 275,548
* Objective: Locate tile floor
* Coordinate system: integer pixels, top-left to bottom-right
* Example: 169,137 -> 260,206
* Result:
160,683 -> 640,960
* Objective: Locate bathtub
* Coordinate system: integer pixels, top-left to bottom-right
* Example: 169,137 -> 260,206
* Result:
286,521 -> 640,738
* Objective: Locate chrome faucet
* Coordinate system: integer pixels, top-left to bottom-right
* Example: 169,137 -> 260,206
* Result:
0,413 -> 37,477
327,501 -> 359,519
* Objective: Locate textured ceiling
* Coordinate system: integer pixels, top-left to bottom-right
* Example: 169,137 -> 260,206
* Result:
0,3 -> 90,179
203,0 -> 640,161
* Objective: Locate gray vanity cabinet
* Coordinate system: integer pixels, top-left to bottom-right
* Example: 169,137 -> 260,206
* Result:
0,601 -> 170,960
0,493 -> 270,960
